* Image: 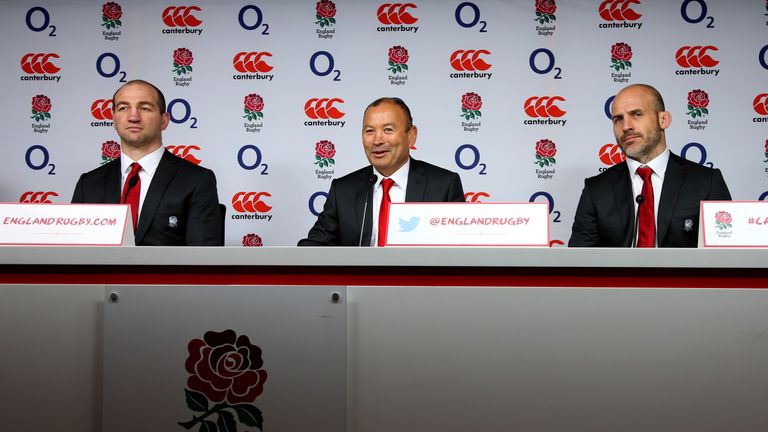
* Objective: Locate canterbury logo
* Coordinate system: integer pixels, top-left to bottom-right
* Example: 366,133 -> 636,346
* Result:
162,6 -> 203,27
523,96 -> 567,118
450,50 -> 492,71
598,0 -> 642,21
464,192 -> 490,203
91,99 -> 113,120
377,3 -> 418,25
166,145 -> 202,165
598,143 -> 626,166
304,98 -> 345,119
233,52 -> 273,73
20,53 -> 61,74
19,191 -> 59,203
753,93 -> 768,116
232,192 -> 272,213
675,46 -> 719,68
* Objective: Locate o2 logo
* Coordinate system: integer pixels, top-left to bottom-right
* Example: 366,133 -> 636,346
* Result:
237,145 -> 269,175
681,142 -> 715,168
529,48 -> 562,79
238,5 -> 270,35
96,53 -> 127,82
308,191 -> 328,217
167,99 -> 198,128
455,2 -> 487,32
528,191 -> 561,223
680,0 -> 715,28
759,191 -> 768,201
455,144 -> 487,175
25,145 -> 56,175
26,7 -> 57,37
604,95 -> 615,119
759,45 -> 768,71
309,51 -> 341,82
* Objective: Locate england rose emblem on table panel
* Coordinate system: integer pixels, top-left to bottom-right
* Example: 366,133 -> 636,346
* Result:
179,329 -> 268,431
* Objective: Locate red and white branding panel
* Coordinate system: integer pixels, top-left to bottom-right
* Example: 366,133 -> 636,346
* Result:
700,201 -> 768,248
0,203 -> 133,246
385,202 -> 549,246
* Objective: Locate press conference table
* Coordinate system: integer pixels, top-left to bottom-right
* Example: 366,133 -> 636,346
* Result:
1,247 -> 767,432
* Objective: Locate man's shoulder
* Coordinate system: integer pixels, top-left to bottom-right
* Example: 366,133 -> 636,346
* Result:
410,158 -> 459,178
333,165 -> 372,185
667,152 -> 718,176
162,150 -> 215,176
584,161 -> 627,185
78,158 -> 119,179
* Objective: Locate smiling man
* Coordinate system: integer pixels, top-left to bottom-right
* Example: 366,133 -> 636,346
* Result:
299,97 -> 465,246
72,80 -> 223,245
569,83 -> 731,248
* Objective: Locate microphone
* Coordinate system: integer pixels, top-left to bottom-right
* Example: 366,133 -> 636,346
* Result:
359,174 -> 378,246
632,194 -> 643,247
121,174 -> 139,203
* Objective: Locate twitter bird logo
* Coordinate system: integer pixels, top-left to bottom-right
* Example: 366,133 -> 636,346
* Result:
398,216 -> 420,232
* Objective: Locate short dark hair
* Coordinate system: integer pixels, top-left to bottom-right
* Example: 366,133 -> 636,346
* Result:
112,79 -> 167,115
364,97 -> 413,128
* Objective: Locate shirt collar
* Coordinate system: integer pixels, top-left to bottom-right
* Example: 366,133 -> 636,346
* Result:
627,147 -> 669,180
121,146 -> 165,177
375,158 -> 410,188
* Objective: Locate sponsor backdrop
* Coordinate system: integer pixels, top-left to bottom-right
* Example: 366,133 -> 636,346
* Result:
2,0 -> 767,246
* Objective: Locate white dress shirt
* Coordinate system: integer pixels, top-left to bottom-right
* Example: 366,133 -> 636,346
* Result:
370,159 -> 410,246
120,146 -> 165,224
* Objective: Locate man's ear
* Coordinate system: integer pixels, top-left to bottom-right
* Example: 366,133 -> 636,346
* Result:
659,110 -> 672,130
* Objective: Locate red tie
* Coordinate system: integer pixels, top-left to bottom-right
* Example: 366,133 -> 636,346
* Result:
377,178 -> 395,247
636,166 -> 655,248
122,162 -> 141,230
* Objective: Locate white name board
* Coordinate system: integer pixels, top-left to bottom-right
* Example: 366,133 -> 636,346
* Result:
385,202 -> 549,246
0,203 -> 133,246
699,201 -> 768,248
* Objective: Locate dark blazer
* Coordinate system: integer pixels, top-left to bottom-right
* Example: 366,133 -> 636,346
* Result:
298,158 -> 465,246
569,152 -> 731,247
71,150 -> 223,246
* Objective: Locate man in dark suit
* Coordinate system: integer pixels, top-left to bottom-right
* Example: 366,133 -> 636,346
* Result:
72,80 -> 223,246
569,84 -> 731,247
299,97 -> 465,246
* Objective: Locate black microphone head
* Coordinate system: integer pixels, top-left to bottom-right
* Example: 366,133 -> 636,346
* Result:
128,175 -> 139,187
369,174 -> 378,184
636,194 -> 644,204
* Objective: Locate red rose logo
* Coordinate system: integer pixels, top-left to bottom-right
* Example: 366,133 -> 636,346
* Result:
388,46 -> 409,65
460,92 -> 482,121
102,2 -> 122,20
686,89 -> 709,119
610,42 -> 632,71
315,0 -> 336,27
534,0 -> 556,24
714,211 -> 732,230
179,329 -> 268,431
243,94 -> 264,122
242,233 -> 263,247
314,140 -> 336,167
534,139 -> 557,168
764,139 -> 768,163
687,89 -> 709,108
31,95 -> 52,122
387,45 -> 409,74
536,0 -> 556,15
101,140 -> 120,165
611,42 -> 632,61
173,48 -> 193,75
101,2 -> 122,28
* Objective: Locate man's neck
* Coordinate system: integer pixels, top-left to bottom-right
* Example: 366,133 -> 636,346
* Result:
121,142 -> 163,162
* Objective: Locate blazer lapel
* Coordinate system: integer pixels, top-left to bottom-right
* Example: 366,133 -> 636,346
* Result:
610,163 -> 634,247
404,159 -> 426,202
135,150 -> 180,244
657,153 -> 685,244
356,167 -> 375,246
105,161 -> 122,203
